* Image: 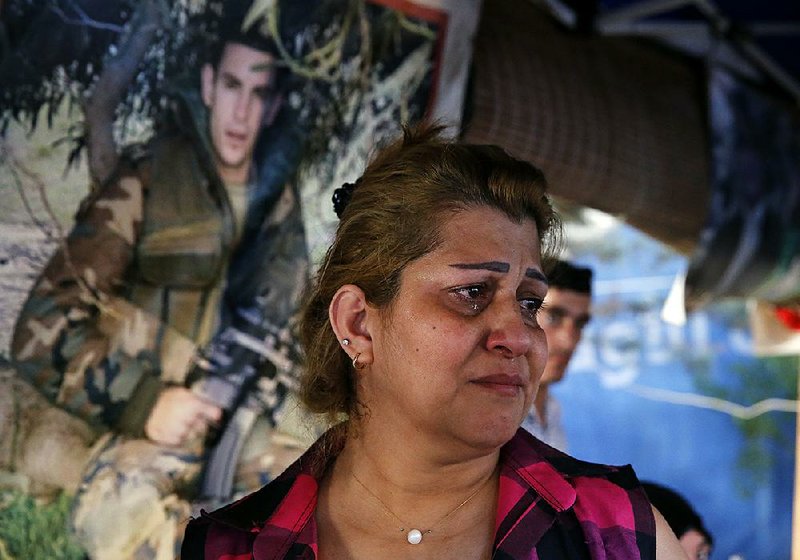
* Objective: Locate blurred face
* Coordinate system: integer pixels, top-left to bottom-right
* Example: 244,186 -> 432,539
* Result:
538,287 -> 591,386
680,529 -> 711,560
363,207 -> 549,451
201,43 -> 278,183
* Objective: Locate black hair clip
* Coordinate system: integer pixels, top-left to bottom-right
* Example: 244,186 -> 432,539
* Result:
332,179 -> 359,219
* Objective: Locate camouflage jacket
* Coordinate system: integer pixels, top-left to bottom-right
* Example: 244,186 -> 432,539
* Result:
11,121 -> 309,436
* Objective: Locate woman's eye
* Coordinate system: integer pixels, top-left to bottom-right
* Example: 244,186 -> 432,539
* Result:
462,286 -> 484,299
519,298 -> 544,323
451,284 -> 489,312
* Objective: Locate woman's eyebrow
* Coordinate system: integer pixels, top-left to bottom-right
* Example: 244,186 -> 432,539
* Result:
525,268 -> 547,283
449,261 -> 510,273
449,262 -> 549,284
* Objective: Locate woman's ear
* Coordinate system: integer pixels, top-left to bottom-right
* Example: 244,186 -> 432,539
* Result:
329,284 -> 374,367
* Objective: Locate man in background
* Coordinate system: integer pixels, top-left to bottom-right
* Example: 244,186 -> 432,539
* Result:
523,259 -> 592,451
643,481 -> 713,560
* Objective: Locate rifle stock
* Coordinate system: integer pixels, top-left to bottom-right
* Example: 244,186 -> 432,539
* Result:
189,309 -> 301,501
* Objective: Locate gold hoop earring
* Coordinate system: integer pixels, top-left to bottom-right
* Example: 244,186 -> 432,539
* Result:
352,352 -> 365,370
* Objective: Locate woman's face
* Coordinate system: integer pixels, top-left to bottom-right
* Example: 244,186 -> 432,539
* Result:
363,206 -> 548,453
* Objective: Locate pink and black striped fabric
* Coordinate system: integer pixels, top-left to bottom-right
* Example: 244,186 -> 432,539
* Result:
182,428 -> 655,559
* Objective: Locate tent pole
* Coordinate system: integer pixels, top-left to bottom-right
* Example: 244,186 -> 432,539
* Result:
793,361 -> 800,560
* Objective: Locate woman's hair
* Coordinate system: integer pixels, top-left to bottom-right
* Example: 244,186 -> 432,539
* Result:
298,123 -> 560,420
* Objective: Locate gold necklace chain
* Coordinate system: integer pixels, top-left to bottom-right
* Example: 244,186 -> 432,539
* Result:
351,469 -> 495,545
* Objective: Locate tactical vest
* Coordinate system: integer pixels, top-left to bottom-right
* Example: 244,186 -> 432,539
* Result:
129,136 -> 236,344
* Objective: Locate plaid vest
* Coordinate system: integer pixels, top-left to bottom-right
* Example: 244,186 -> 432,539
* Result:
182,428 -> 656,559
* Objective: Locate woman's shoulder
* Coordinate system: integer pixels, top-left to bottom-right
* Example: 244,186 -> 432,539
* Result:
181,483 -> 281,558
501,430 -> 657,558
504,429 -> 653,521
181,444 -> 326,559
510,428 -> 642,483
181,509 -> 255,559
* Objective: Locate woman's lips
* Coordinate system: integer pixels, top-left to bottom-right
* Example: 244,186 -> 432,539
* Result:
471,373 -> 526,397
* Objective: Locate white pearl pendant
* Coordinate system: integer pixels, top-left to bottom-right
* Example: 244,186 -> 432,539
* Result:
407,529 -> 423,544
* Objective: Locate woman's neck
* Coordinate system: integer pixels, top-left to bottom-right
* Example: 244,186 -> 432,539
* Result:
342,423 -> 500,499
335,433 -> 499,509
315,422 -> 500,559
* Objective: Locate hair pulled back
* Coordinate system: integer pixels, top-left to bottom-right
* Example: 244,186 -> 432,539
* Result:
298,123 -> 560,420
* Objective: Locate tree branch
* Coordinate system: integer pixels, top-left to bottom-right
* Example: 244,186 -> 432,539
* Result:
82,0 -> 166,186
50,0 -> 126,33
0,140 -> 62,242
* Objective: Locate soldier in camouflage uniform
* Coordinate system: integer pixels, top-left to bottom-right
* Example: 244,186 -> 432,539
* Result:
10,25 -> 313,560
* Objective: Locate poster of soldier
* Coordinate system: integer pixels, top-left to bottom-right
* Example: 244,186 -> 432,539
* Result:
0,0 -> 476,556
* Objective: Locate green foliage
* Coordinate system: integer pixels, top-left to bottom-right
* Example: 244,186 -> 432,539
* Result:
731,356 -> 797,495
1,0 -> 223,155
691,353 -> 798,496
0,490 -> 84,560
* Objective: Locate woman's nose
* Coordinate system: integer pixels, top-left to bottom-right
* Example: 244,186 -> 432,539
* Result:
485,300 -> 533,358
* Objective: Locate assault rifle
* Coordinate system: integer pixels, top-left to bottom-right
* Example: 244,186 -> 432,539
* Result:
187,301 -> 302,501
